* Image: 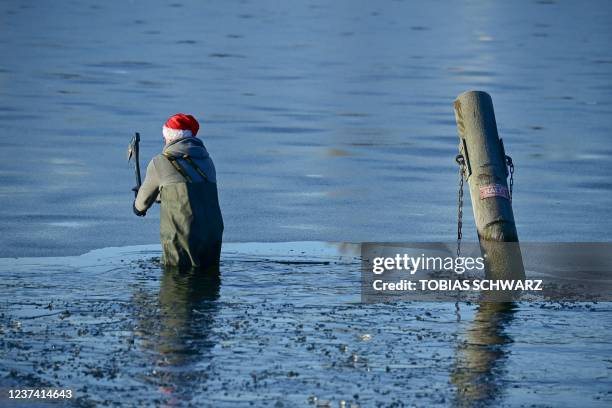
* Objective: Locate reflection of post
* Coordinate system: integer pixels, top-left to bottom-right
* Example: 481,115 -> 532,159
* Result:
454,91 -> 525,281
451,303 -> 515,407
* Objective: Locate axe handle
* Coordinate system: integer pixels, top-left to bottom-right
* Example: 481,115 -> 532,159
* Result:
134,132 -> 142,197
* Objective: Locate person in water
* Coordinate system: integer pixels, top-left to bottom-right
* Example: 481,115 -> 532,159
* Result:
133,113 -> 223,268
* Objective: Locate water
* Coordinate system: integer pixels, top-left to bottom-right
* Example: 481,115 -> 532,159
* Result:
1,243 -> 610,407
1,0 -> 612,256
1,1 -> 612,406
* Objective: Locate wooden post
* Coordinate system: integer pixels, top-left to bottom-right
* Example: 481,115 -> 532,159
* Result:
453,91 -> 525,281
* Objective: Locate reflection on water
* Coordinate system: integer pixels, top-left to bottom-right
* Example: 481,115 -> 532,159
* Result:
452,302 -> 515,407
133,265 -> 220,401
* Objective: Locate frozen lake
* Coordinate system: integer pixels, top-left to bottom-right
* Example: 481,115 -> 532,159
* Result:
0,0 -> 611,256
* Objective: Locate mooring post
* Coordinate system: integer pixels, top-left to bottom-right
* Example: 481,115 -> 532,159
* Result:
453,90 -> 525,281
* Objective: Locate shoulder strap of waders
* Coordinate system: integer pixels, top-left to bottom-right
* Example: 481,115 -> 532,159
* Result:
182,154 -> 210,182
162,152 -> 192,183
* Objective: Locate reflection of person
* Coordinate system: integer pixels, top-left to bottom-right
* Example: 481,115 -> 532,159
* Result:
133,114 -> 224,268
451,302 -> 515,407
133,265 -> 221,401
157,266 -> 220,365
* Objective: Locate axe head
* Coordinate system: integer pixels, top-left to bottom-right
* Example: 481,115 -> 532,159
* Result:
127,133 -> 140,162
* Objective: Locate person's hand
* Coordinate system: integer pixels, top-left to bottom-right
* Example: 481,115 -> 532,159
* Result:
133,201 -> 146,217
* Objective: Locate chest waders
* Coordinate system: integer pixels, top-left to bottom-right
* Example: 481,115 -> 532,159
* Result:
160,153 -> 224,268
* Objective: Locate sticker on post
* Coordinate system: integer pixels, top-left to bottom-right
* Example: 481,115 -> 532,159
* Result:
479,184 -> 510,200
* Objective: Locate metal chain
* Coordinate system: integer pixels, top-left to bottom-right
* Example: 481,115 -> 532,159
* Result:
454,154 -> 468,312
455,154 -> 466,258
506,155 -> 514,200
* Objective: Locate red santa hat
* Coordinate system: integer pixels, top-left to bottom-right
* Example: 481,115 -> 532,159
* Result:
162,113 -> 200,141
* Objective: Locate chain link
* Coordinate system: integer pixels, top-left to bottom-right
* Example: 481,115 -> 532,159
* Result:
455,154 -> 466,258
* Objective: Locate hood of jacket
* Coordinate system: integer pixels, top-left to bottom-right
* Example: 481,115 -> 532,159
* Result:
163,137 -> 210,159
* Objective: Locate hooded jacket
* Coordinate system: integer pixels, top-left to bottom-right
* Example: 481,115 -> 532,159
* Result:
135,137 -> 217,212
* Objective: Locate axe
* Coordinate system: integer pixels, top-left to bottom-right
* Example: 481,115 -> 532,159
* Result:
127,132 -> 142,198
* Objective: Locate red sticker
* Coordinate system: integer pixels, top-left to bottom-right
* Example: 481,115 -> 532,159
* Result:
479,184 -> 510,200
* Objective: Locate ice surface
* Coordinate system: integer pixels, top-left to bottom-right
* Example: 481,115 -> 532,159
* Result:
0,242 -> 610,406
0,0 -> 611,256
